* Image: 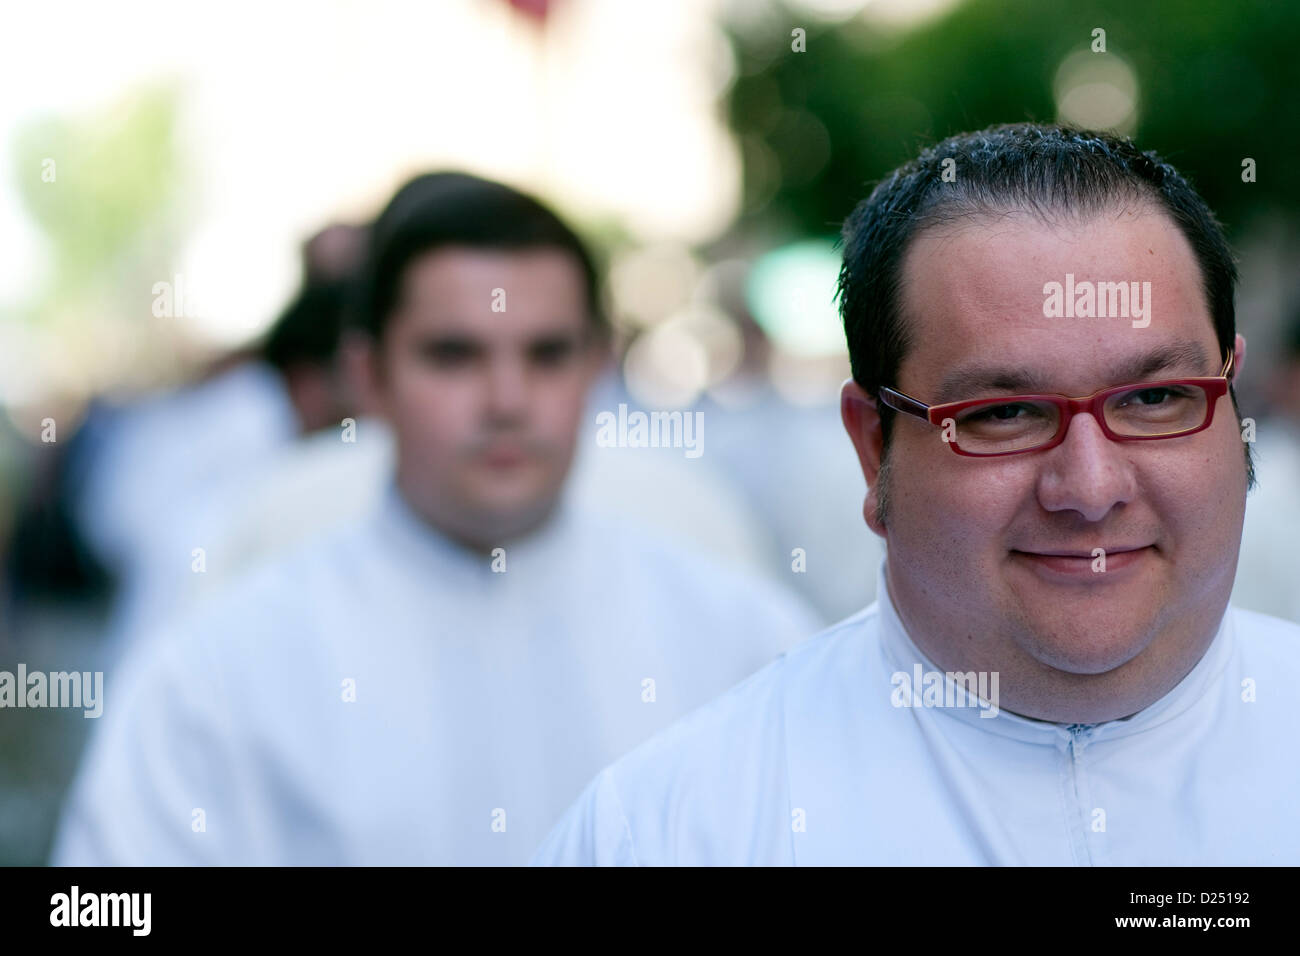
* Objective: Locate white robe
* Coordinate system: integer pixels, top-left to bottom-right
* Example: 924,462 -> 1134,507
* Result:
532,560 -> 1300,865
50,483 -> 818,865
73,362 -> 298,661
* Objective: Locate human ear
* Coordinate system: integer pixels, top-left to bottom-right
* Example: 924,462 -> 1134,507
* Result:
841,379 -> 888,537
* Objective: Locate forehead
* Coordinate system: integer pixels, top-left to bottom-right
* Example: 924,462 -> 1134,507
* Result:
396,245 -> 589,336
895,206 -> 1220,396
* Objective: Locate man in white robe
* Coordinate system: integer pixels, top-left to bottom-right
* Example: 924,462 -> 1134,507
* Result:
532,123 -> 1300,866
72,226 -> 365,664
533,561 -> 1300,865
50,172 -> 816,865
51,477 -> 811,865
198,395 -> 782,600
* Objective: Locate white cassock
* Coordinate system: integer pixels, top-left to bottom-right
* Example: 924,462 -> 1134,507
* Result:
73,362 -> 298,660
50,483 -> 818,865
532,561 -> 1300,865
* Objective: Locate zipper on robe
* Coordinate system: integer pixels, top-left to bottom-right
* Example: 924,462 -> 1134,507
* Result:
1064,723 -> 1097,865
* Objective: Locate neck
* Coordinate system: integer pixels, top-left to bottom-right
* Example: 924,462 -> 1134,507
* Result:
393,481 -> 562,556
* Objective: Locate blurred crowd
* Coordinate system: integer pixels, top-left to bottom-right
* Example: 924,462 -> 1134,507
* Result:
1,170 -> 887,864
1,164 -> 1298,864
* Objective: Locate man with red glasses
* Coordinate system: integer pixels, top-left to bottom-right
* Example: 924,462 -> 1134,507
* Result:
534,123 -> 1300,865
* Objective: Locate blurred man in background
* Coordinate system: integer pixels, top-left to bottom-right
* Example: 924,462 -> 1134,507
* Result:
62,223 -> 367,663
51,171 -> 816,865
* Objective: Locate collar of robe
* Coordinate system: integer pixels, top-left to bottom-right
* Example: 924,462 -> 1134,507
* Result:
371,479 -> 579,584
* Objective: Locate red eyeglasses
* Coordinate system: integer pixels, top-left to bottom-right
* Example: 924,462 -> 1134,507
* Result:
878,350 -> 1235,457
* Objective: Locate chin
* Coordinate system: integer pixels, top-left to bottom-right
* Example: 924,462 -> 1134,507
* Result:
1015,613 -> 1156,676
1036,645 -> 1146,677
1024,632 -> 1149,676
473,490 -> 558,538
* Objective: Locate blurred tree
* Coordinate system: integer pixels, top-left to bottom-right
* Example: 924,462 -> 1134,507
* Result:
724,0 -> 1300,240
9,85 -> 189,394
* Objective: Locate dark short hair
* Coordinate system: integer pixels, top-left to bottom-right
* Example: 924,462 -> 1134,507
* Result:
261,277 -> 353,371
355,171 -> 603,339
836,122 -> 1253,488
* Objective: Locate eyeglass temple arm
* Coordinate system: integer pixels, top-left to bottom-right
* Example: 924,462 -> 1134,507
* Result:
877,387 -> 930,420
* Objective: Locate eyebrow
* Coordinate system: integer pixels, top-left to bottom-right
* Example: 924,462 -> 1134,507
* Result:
932,342 -> 1213,404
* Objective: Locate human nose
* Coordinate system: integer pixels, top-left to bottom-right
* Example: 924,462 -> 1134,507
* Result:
1034,409 -> 1136,522
483,353 -> 529,419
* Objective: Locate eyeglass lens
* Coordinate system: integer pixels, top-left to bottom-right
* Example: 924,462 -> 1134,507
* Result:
949,383 -> 1212,453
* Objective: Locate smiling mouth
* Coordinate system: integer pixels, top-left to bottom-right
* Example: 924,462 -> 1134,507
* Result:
1011,545 -> 1155,575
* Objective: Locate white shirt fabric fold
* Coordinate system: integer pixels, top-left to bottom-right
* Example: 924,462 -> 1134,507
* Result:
51,483 -> 818,865
533,559 -> 1300,865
